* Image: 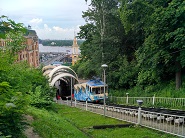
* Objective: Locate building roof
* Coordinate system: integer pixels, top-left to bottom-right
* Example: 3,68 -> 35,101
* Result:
87,79 -> 106,87
25,30 -> 38,37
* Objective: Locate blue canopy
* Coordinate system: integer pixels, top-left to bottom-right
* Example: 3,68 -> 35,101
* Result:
87,79 -> 106,87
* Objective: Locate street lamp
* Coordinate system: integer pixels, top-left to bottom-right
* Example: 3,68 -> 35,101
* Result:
71,77 -> 73,106
136,100 -> 143,125
101,64 -> 108,116
66,97 -> 68,105
137,100 -> 143,107
126,93 -> 129,105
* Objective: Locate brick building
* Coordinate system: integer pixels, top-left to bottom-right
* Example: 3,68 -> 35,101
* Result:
0,29 -> 39,67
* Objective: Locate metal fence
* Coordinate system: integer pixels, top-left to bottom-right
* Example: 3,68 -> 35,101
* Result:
108,96 -> 185,109
60,99 -> 185,137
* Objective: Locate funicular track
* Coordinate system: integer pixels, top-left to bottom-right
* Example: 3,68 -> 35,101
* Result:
60,100 -> 185,137
109,103 -> 185,117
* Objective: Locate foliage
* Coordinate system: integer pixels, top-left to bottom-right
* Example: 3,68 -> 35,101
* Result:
0,17 -> 28,137
0,53 -> 54,136
108,56 -> 138,89
74,0 -> 185,92
72,58 -> 99,78
76,0 -> 126,81
0,82 -> 28,138
119,0 -> 153,47
0,51 -> 14,73
26,106 -> 88,138
27,104 -> 177,138
0,15 -> 26,39
136,0 -> 185,87
110,79 -> 185,98
5,31 -> 26,54
5,62 -> 55,108
0,16 -> 55,136
29,86 -> 54,108
0,59 -> 54,136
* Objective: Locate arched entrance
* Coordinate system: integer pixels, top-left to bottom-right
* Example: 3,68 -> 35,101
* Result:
42,65 -> 79,99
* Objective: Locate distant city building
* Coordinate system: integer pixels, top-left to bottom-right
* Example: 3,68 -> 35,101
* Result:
71,36 -> 80,65
0,29 -> 39,67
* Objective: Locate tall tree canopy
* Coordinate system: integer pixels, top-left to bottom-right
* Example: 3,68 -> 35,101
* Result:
76,0 -> 126,81
74,0 -> 185,91
135,0 -> 185,89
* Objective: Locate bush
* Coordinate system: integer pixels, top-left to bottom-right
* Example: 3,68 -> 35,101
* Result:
0,82 -> 28,137
29,86 -> 54,108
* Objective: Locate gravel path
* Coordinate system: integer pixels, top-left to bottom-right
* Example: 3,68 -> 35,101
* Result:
24,115 -> 41,138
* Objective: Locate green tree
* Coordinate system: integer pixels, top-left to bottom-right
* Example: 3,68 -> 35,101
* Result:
77,0 -> 185,91
76,0 -> 125,80
0,16 -> 54,137
0,15 -> 26,39
0,82 -> 28,137
5,31 -> 26,55
119,0 -> 154,57
136,0 -> 185,89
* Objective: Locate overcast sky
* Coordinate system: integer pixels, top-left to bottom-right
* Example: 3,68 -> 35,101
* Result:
0,0 -> 90,40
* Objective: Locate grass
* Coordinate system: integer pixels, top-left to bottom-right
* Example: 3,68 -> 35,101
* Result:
26,106 -> 87,138
110,80 -> 185,98
26,103 -> 178,138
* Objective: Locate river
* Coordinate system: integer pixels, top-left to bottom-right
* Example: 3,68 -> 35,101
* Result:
39,44 -> 72,54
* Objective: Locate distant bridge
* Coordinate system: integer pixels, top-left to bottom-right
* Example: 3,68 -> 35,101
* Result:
39,52 -> 71,66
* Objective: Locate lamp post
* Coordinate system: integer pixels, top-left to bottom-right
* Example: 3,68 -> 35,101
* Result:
101,64 -> 108,116
86,98 -> 88,111
126,93 -> 129,105
136,100 -> 143,125
71,77 -> 73,106
66,97 -> 68,105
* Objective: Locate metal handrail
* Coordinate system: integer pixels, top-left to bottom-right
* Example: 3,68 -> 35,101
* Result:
108,96 -> 185,110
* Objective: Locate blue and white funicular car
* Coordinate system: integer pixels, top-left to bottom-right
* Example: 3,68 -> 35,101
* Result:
74,78 -> 108,103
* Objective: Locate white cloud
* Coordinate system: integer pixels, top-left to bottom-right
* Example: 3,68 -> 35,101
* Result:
27,18 -> 43,29
44,24 -> 52,32
0,0 -> 91,39
29,18 -> 43,24
34,24 -> 81,40
53,26 -> 65,32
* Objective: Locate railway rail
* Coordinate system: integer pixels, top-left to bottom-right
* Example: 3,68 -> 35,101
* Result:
59,99 -> 185,137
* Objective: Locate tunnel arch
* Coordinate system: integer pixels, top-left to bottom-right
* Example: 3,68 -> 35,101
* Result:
43,70 -> 52,76
42,65 -> 55,73
48,65 -> 78,82
42,65 -> 79,100
50,73 -> 78,87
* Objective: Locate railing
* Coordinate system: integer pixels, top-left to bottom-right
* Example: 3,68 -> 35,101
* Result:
141,110 -> 185,137
58,100 -> 185,137
108,96 -> 185,110
60,100 -> 185,137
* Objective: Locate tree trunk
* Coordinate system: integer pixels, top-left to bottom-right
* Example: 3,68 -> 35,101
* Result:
175,61 -> 182,90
